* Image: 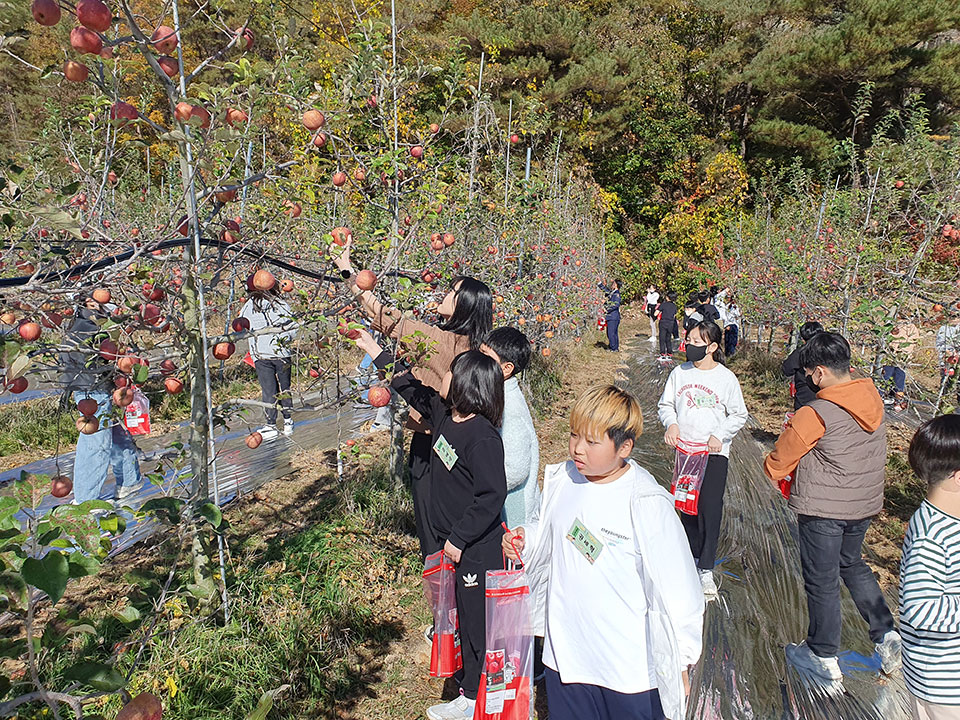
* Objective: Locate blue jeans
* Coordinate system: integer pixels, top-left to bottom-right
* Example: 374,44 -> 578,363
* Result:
72,390 -> 142,503
881,365 -> 906,394
797,515 -> 894,657
605,312 -> 620,352
724,324 -> 739,356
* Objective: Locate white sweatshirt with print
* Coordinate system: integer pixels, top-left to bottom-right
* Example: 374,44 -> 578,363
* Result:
657,362 -> 748,457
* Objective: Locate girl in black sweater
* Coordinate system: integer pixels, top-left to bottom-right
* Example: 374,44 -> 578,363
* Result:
354,330 -> 507,720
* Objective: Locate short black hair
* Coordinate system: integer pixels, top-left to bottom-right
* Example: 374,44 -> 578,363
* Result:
799,332 -> 850,374
448,350 -> 504,426
800,321 -> 825,342
697,290 -> 710,303
908,415 -> 960,487
666,291 -> 677,301
483,327 -> 531,378
684,300 -> 699,311
691,320 -> 724,363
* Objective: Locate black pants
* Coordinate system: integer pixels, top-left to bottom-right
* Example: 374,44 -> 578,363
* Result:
254,358 -> 292,425
606,312 -> 620,351
409,432 -> 441,559
454,535 -> 504,699
681,454 -> 728,570
797,515 -> 894,657
545,669 -> 665,720
658,324 -> 673,355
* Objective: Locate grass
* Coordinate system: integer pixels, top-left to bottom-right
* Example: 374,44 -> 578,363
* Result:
0,396 -> 66,457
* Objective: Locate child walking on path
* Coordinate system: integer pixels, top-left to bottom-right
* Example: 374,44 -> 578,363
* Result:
902,415 -> 960,720
354,330 -> 507,720
658,320 -> 748,598
763,332 -> 900,683
480,327 -> 540,529
239,284 -> 298,438
503,385 -> 704,720
657,291 -> 679,358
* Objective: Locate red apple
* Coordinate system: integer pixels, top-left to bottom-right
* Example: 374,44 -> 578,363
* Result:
308,368 -> 320,378
76,0 -> 111,32
113,387 -> 134,407
224,107 -> 248,126
330,226 -> 352,246
77,398 -> 98,417
92,288 -> 111,304
429,123 -> 440,134
17,322 -> 41,342
312,132 -> 327,147
510,134 -> 519,144
115,692 -> 163,720
156,56 -> 178,78
64,60 -> 89,82
216,188 -> 237,203
213,342 -> 235,360
50,475 -> 73,498
245,432 -> 262,449
410,145 -> 424,159
164,377 -> 184,394
151,25 -> 178,54
367,386 -> 391,408
302,110 -> 325,130
231,317 -> 250,333
356,269 -> 377,291
252,269 -> 276,291
235,26 -> 254,51
442,232 -> 455,247
99,339 -> 120,360
140,303 -> 162,326
160,358 -> 177,375
281,278 -> 294,293
31,0 -> 61,26
332,171 -> 347,187
284,200 -> 302,218
70,27 -> 103,56
110,101 -> 138,123
6,376 -> 27,394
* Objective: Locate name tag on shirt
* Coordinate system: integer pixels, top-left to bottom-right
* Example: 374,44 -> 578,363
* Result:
566,517 -> 604,564
433,434 -> 458,471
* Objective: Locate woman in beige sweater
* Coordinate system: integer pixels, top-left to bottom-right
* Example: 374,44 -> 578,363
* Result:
331,236 -> 493,558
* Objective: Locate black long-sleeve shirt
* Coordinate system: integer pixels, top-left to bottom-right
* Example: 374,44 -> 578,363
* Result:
374,351 -> 507,551
782,345 -> 816,410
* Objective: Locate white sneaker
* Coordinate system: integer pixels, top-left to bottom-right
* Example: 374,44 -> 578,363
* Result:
282,418 -> 294,436
875,630 -> 902,675
426,694 -> 475,720
648,336 -> 657,342
115,481 -> 144,503
699,569 -> 718,598
258,425 -> 279,440
786,641 -> 843,681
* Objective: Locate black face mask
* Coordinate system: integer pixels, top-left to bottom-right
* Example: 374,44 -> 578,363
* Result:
805,374 -> 820,393
685,344 -> 709,363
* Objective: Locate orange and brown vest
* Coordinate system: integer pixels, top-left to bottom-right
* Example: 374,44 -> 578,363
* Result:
787,398 -> 887,520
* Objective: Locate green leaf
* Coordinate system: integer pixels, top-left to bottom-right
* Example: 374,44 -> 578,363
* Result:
133,363 -> 149,384
115,605 -> 141,624
63,661 -> 126,691
245,685 -> 291,720
67,553 -> 101,579
198,502 -> 222,529
0,571 -> 27,610
21,552 -> 69,605
64,623 -> 97,637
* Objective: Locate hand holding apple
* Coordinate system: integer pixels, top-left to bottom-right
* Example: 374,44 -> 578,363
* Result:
502,527 -> 525,561
329,235 -> 352,272
352,328 -> 381,358
443,538 -> 462,564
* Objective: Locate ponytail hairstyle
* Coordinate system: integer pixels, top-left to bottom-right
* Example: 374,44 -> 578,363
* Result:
439,276 -> 493,350
448,350 -> 505,426
693,320 -> 724,363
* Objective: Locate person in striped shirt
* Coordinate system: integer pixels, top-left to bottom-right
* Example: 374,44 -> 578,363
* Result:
902,414 -> 960,720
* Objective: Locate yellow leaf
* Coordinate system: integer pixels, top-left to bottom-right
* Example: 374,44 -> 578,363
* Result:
165,675 -> 178,698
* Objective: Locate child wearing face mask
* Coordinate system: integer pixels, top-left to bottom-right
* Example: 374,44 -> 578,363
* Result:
657,320 -> 749,599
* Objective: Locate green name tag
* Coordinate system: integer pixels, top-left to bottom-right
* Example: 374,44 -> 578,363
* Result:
433,434 -> 459,471
566,517 -> 604,564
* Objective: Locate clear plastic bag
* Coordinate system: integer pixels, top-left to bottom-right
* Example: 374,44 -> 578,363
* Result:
422,549 -> 462,677
474,568 -> 534,720
670,439 -> 710,515
123,387 -> 151,436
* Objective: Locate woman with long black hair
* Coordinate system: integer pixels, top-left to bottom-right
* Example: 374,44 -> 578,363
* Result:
330,237 -> 493,558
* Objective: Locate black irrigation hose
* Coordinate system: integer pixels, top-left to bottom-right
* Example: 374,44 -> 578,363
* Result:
0,237 -> 345,289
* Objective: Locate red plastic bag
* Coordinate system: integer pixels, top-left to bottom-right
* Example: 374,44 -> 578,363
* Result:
670,440 -> 710,515
474,568 -> 534,720
243,351 -> 256,368
422,550 -> 462,677
123,387 -> 151,436
789,380 -> 796,398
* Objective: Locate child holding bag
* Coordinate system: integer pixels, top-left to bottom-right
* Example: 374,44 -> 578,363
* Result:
503,385 -> 704,720
353,330 -> 507,720
658,320 -> 748,599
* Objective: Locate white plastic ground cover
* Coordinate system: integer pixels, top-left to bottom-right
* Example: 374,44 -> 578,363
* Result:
628,343 -> 910,719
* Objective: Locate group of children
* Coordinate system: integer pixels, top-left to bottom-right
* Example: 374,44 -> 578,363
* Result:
646,285 -> 742,360
333,245 -> 956,720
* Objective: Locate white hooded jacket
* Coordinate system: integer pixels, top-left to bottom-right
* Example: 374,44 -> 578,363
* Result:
520,459 -> 704,720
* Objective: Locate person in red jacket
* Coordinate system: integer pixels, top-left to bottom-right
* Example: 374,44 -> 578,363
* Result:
764,332 -> 900,684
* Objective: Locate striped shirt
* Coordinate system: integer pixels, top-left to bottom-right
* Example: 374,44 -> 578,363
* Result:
899,500 -> 960,704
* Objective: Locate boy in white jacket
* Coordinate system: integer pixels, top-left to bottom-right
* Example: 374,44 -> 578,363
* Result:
503,385 -> 704,720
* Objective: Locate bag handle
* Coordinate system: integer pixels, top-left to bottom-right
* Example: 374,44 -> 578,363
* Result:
501,522 -> 523,570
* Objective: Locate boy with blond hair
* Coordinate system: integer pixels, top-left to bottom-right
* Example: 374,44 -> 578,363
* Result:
504,385 -> 703,720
